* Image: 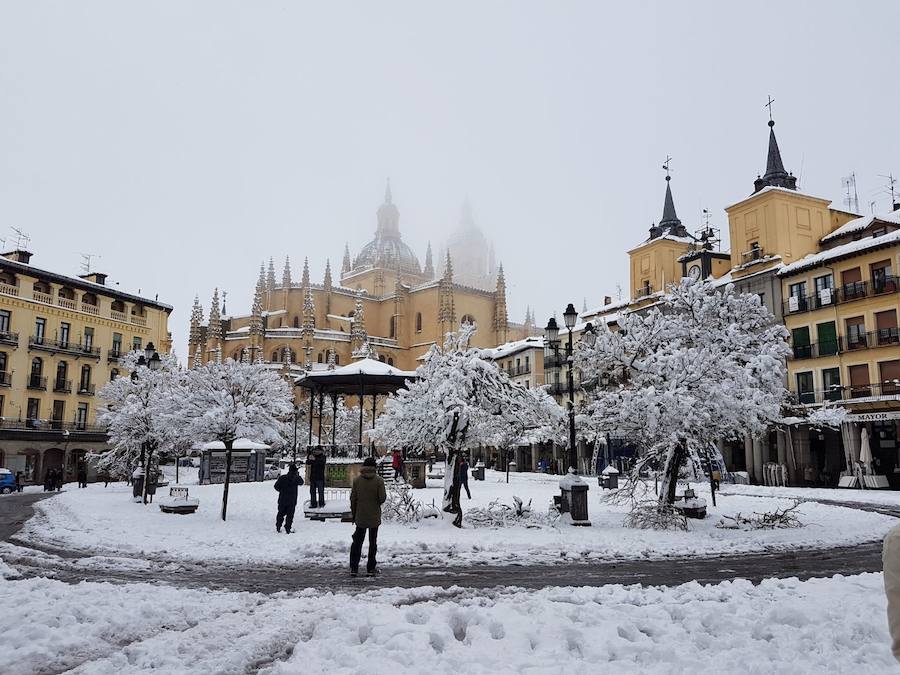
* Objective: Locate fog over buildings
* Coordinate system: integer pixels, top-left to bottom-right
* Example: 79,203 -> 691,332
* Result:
1,1 -> 898,357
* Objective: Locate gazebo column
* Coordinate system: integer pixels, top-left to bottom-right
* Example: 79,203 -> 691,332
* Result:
307,391 -> 314,448
358,378 -> 365,459
317,392 -> 324,445
371,394 -> 377,458
331,394 -> 338,447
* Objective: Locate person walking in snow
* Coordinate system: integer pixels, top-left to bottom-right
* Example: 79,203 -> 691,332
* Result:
274,463 -> 303,533
77,463 -> 88,488
349,456 -> 386,576
306,446 -> 327,508
459,457 -> 471,499
391,449 -> 403,480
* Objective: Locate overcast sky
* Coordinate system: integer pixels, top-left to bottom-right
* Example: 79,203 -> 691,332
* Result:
2,1 -> 898,358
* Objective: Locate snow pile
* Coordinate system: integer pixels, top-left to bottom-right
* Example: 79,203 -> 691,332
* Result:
0,573 -> 894,674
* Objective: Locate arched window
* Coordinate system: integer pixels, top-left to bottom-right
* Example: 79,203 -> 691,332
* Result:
232,350 -> 241,361
56,361 -> 68,389
334,354 -> 340,365
289,349 -> 297,363
31,357 -> 43,377
387,357 -> 394,366
293,317 -> 300,328
389,316 -> 396,339
317,353 -> 324,364
461,314 -> 475,326
378,355 -> 386,363
415,312 -> 422,333
111,300 -> 125,313
81,292 -> 98,308
0,271 -> 16,287
110,368 -> 119,381
271,350 -> 280,362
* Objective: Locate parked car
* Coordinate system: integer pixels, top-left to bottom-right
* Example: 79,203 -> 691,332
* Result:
0,468 -> 16,494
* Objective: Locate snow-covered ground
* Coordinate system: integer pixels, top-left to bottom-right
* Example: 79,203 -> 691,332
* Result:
720,482 -> 900,507
0,569 -> 894,674
13,470 -> 898,568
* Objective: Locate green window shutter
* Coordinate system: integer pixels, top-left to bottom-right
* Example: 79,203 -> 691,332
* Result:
817,322 -> 838,356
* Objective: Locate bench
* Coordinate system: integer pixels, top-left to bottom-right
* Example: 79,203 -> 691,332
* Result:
303,488 -> 353,522
158,487 -> 200,515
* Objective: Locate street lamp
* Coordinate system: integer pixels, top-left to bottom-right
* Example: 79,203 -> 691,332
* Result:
546,304 -> 579,474
131,341 -> 162,503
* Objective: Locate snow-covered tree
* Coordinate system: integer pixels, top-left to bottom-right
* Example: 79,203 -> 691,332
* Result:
372,326 -> 560,526
576,278 -> 790,509
96,351 -> 183,501
179,359 -> 293,520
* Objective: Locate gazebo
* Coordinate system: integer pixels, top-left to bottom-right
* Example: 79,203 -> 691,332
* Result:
295,358 -> 424,487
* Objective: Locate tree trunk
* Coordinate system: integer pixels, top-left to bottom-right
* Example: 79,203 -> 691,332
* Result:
142,442 -> 155,505
658,440 -> 687,506
441,412 -> 465,528
221,438 -> 233,521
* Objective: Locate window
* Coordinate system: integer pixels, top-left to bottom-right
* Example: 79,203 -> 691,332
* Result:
461,314 -> 475,326
849,364 -> 870,398
387,357 -> 394,366
334,354 -> 340,365
317,353 -> 323,364
59,322 -> 70,348
30,357 -> 43,388
795,372 -> 814,404
881,360 -> 900,395
26,397 -> 40,422
415,312 -> 422,333
841,267 -> 865,300
0,395 -> 4,417
110,368 -> 119,381
0,352 -> 6,374
76,403 -> 88,430
816,321 -> 838,356
872,260 -> 896,294
823,368 -> 842,401
55,361 -> 68,390
791,327 -> 811,359
293,317 -> 299,328
51,401 -> 65,428
525,356 -> 530,371
389,316 -> 396,339
814,274 -> 834,292
875,310 -> 898,346
814,274 -> 834,306
0,310 -> 10,334
845,317 -> 866,349
83,327 -> 94,351
79,364 -> 92,392
34,318 -> 46,344
525,380 -> 530,389
787,282 -> 807,312
271,350 -> 280,362
112,333 -> 122,355
132,336 -> 142,350
379,355 -> 386,363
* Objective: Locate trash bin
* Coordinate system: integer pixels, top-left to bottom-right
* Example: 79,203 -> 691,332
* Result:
132,467 -> 145,503
472,461 -> 485,481
600,465 -> 619,489
145,472 -> 158,503
559,469 -> 591,526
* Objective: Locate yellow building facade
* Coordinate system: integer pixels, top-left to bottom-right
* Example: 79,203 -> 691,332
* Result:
0,249 -> 172,484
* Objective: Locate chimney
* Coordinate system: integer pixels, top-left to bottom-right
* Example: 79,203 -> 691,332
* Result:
2,249 -> 32,265
604,295 -> 612,306
79,272 -> 107,286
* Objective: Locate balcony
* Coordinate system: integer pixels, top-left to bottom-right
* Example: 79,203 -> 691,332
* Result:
0,371 -> 11,387
77,383 -> 96,396
0,331 -> 18,347
108,348 -> 125,362
131,314 -> 147,327
57,296 -> 77,311
505,365 -> 532,378
53,379 -> 72,394
741,246 -> 766,264
110,310 -> 127,322
635,285 -> 654,299
793,382 -> 900,405
28,336 -> 102,359
81,303 -> 99,316
789,329 -> 898,359
32,291 -> 52,304
0,418 -> 108,435
0,282 -> 19,297
783,275 -> 899,315
27,375 -> 47,391
546,382 -> 567,396
544,352 -> 569,369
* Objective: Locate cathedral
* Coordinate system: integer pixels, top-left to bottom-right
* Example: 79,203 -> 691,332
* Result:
187,183 -> 532,372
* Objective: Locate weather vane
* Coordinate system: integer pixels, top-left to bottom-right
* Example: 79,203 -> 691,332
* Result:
662,155 -> 672,180
765,95 -> 775,121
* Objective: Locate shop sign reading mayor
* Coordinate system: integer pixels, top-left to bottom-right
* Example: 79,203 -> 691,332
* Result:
846,411 -> 900,422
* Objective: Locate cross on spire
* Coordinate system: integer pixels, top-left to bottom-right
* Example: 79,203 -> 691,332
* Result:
662,155 -> 672,181
765,95 -> 775,123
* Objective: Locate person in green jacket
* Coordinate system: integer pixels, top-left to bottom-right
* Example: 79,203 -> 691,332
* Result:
349,457 -> 386,576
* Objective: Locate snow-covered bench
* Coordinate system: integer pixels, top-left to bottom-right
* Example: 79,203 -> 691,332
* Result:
303,488 -> 352,522
158,487 -> 200,515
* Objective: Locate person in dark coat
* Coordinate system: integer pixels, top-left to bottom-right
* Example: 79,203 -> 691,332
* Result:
15,471 -> 24,492
349,457 -> 386,576
391,449 -> 402,480
306,447 -> 327,508
77,463 -> 88,489
459,457 -> 471,499
274,463 -> 304,533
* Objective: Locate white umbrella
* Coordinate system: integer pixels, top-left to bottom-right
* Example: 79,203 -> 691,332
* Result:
859,427 -> 873,474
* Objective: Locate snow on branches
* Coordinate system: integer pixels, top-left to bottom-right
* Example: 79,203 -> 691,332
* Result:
372,325 -> 563,527
576,278 -> 790,507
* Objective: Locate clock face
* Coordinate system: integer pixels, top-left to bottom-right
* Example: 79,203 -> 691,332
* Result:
688,265 -> 701,280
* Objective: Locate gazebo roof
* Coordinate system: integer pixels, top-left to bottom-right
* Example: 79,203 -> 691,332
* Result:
199,437 -> 271,451
295,358 -> 417,395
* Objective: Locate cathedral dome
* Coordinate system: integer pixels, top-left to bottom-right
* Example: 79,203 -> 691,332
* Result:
353,181 -> 422,276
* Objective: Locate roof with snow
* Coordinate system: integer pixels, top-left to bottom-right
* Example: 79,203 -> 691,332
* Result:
778,229 -> 900,276
295,357 -> 417,395
200,438 -> 270,451
726,185 -> 830,211
821,208 -> 900,243
486,336 -> 545,360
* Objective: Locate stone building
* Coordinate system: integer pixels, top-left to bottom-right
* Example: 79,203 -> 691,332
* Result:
188,183 -> 529,374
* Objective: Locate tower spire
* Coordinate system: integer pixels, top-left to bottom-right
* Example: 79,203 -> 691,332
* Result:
207,288 -> 222,343
188,295 -> 203,348
282,256 -> 292,288
301,257 -> 310,289
753,98 -> 797,194
342,243 -> 352,274
493,262 -> 508,342
424,242 -> 434,279
324,259 -> 333,293
650,157 -> 686,238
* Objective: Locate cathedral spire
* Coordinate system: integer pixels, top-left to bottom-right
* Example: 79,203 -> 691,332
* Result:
342,243 -> 352,274
266,258 -> 276,296
649,158 -> 687,239
385,177 -> 392,204
282,256 -> 292,287
324,259 -> 333,293
424,242 -> 434,279
493,263 -> 508,341
376,179 -> 401,238
753,100 -> 797,194
188,295 -> 203,347
207,288 -> 222,342
301,285 -> 315,338
301,257 -> 310,289
443,250 -> 453,283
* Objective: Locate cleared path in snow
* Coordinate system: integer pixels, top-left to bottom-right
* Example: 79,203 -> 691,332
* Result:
1,493 -> 893,592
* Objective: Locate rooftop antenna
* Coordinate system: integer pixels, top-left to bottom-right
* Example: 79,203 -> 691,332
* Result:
80,253 -> 101,274
10,227 -> 31,251
870,200 -> 878,214
879,173 -> 898,209
841,173 -> 860,213
694,209 -> 721,252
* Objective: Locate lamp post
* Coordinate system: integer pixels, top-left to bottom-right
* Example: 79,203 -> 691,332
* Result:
131,342 -> 162,503
292,405 -> 300,463
545,305 -> 580,473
